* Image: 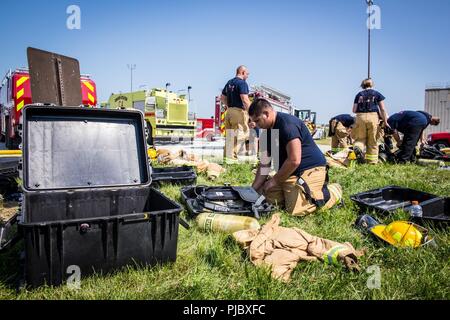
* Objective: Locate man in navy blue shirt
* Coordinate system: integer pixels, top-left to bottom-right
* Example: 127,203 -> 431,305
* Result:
387,110 -> 440,163
221,66 -> 251,161
352,79 -> 389,164
249,98 -> 342,216
328,114 -> 355,153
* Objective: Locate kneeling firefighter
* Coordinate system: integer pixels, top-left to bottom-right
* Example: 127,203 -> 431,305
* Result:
249,98 -> 342,216
328,114 -> 355,153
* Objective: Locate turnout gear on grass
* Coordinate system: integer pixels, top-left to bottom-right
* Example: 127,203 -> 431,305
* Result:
233,214 -> 364,282
156,149 -> 226,180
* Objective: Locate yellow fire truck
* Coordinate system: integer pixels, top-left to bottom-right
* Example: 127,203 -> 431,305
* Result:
105,88 -> 196,143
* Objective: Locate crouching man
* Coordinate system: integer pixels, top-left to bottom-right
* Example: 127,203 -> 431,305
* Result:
328,114 -> 355,153
387,110 -> 440,163
249,98 -> 342,216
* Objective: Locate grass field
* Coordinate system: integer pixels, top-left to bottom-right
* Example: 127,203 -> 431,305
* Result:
0,162 -> 449,300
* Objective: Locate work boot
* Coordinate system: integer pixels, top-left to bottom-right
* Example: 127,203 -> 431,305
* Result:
324,183 -> 343,209
353,146 -> 365,164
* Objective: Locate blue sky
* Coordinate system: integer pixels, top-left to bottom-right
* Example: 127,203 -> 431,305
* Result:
1,0 -> 449,122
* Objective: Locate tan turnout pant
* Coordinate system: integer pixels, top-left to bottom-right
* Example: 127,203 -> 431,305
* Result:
260,167 -> 341,216
353,112 -> 379,164
224,107 -> 249,159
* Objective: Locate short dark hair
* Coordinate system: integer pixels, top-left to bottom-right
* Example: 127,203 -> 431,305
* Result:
249,98 -> 272,117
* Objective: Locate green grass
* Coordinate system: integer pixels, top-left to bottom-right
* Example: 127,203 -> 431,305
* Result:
0,163 -> 449,300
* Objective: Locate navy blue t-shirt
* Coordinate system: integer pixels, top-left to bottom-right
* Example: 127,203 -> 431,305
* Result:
354,89 -> 385,113
222,77 -> 249,109
332,114 -> 355,128
266,112 -> 326,176
387,111 -> 432,133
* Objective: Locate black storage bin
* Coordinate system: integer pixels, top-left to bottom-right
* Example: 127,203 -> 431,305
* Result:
350,186 -> 438,214
151,166 -> 197,187
19,106 -> 183,287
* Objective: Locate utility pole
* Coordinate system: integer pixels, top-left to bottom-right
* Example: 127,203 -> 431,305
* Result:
187,86 -> 192,103
366,0 -> 374,79
127,64 -> 136,92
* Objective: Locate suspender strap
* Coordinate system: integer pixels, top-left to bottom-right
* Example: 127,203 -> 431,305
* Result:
296,166 -> 331,208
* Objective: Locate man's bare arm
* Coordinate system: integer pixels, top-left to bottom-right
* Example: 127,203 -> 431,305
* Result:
271,139 -> 301,185
220,94 -> 228,107
240,94 -> 251,111
252,151 -> 271,191
378,101 -> 389,126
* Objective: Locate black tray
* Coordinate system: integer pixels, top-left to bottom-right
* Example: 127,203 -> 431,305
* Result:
350,185 -> 449,226
151,166 -> 197,187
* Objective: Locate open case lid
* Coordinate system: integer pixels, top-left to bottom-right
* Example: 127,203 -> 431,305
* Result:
22,106 -> 151,191
27,47 -> 83,106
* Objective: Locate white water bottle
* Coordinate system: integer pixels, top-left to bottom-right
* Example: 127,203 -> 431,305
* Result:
409,201 -> 423,218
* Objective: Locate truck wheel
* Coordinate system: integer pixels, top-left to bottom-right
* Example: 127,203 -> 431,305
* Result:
205,133 -> 214,142
5,120 -> 12,150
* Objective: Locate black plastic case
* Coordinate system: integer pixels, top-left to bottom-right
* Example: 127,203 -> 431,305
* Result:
19,106 -> 182,287
350,186 -> 449,226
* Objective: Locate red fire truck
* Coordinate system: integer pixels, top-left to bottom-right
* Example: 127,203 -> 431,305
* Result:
196,117 -> 215,141
0,68 -> 97,149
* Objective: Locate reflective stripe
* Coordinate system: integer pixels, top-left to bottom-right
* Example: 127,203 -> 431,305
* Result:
88,92 -> 95,104
17,100 -> 25,111
16,76 -> 29,87
365,154 -> 378,160
82,80 -> 95,92
328,184 -> 342,203
17,88 -> 24,99
323,245 -> 346,266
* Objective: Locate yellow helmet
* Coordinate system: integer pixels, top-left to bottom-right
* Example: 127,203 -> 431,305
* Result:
370,221 -> 426,248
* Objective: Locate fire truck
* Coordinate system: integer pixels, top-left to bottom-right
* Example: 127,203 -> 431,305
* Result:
0,68 -> 97,149
196,117 -> 215,141
105,88 -> 196,143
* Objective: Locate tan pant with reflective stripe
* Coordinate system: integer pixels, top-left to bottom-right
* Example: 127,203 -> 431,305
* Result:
331,120 -> 350,152
224,107 -> 249,159
261,166 -> 339,216
353,112 -> 379,164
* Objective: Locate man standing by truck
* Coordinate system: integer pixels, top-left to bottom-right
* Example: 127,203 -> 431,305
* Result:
387,110 -> 440,163
328,114 -> 355,153
352,79 -> 389,164
249,98 -> 342,216
221,66 -> 252,162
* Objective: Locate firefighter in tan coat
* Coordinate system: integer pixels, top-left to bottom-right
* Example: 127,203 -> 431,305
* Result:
352,79 -> 389,164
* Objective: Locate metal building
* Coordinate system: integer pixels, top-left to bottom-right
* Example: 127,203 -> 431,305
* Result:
425,84 -> 450,134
